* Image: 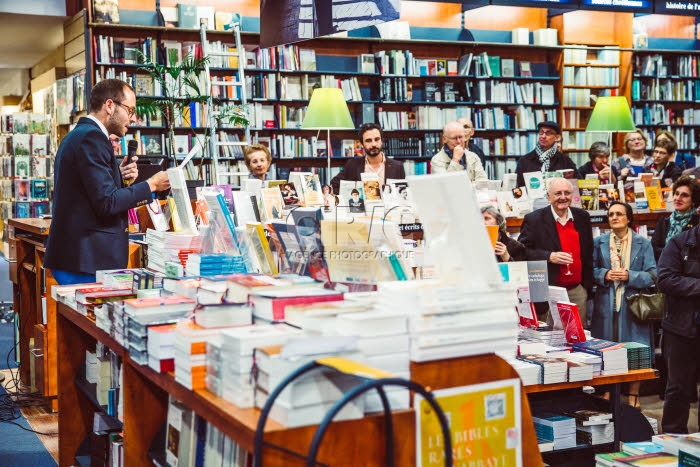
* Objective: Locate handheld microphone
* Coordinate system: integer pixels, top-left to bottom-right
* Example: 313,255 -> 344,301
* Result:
124,139 -> 139,186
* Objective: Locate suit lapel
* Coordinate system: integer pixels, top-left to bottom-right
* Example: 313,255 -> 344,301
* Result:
543,210 -> 562,250
629,233 -> 642,266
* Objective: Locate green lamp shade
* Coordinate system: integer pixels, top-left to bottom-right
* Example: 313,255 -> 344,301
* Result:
301,88 -> 355,130
586,96 -> 636,132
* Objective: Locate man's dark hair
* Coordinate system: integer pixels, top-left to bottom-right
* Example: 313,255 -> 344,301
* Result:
672,175 -> 700,207
90,79 -> 134,113
350,188 -> 360,195
607,201 -> 634,224
359,123 -> 382,142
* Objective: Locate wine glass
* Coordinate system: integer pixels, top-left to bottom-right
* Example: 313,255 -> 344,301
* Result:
563,251 -> 573,276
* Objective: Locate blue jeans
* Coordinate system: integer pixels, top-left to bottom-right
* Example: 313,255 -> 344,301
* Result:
51,269 -> 97,286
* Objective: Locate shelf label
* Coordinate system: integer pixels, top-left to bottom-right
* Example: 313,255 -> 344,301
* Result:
654,1 -> 700,15
580,0 -> 653,12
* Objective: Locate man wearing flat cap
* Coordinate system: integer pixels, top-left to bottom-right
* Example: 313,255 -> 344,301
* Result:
515,121 -> 579,187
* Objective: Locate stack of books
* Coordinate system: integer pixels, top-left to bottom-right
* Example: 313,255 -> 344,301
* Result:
335,310 -> 410,413
174,321 -> 223,390
516,355 -> 568,384
652,432 -> 700,456
572,339 -> 628,376
249,287 -> 344,322
147,323 -> 177,373
577,422 -> 614,445
507,357 -> 541,386
565,358 -> 594,382
218,323 -> 303,408
567,351 -> 602,376
377,281 -> 518,362
519,325 -> 568,348
594,451 -> 631,466
145,229 -> 203,273
621,440 -> 666,456
532,412 -> 577,450
184,253 -> 247,276
622,342 -> 652,370
253,344 -> 364,427
612,452 -> 678,465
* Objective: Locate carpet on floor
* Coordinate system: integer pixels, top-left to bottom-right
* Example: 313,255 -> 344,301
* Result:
0,322 -> 57,466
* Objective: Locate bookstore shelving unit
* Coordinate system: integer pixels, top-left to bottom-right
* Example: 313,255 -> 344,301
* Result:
559,44 -> 622,167
631,49 -> 700,160
506,209 -> 670,234
85,21 -> 565,182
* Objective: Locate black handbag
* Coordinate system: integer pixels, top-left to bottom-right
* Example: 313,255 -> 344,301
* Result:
626,275 -> 664,322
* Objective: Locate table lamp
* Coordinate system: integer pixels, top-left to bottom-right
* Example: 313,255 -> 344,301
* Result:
301,88 -> 355,183
585,96 -> 637,154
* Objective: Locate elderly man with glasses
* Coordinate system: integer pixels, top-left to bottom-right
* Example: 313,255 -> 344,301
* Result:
515,121 -> 579,188
430,120 -> 487,181
45,79 -> 171,285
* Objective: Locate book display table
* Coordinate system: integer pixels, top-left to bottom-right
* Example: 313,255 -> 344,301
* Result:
56,299 -> 659,466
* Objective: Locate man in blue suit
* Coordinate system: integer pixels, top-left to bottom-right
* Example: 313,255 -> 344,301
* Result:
45,79 -> 171,284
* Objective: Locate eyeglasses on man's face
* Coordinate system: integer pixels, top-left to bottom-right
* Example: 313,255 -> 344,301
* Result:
113,100 -> 136,118
538,130 -> 557,136
446,135 -> 465,141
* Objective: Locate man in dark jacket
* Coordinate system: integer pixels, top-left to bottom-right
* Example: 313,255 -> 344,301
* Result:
518,178 -> 594,325
330,123 -> 405,194
44,79 -> 170,284
515,121 -> 579,187
658,224 -> 700,434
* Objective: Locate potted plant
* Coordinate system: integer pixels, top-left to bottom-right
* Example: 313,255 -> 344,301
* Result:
134,49 -> 248,180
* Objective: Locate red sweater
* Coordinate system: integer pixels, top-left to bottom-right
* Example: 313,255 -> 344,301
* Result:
555,219 -> 582,288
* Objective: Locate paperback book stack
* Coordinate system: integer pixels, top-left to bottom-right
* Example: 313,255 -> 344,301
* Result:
217,323 -> 304,408
567,351 -> 602,376
376,280 -> 518,362
516,355 -> 568,384
622,342 -> 652,370
572,339 -> 628,376
333,309 -> 410,413
174,320 -> 223,390
184,253 -> 247,277
145,229 -> 203,273
565,358 -> 594,382
621,440 -> 666,456
147,323 -> 177,373
121,296 -> 197,364
594,451 -> 630,466
253,342 -> 364,427
577,420 -> 614,446
519,324 -> 568,348
532,413 -> 577,450
506,357 -> 541,386
652,432 -> 700,456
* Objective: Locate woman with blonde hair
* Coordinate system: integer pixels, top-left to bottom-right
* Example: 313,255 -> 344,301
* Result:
612,129 -> 652,181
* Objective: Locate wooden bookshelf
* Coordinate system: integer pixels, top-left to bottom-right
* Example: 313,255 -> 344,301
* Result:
83,21 -> 563,182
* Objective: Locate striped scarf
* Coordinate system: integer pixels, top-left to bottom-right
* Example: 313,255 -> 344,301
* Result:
536,144 -> 558,173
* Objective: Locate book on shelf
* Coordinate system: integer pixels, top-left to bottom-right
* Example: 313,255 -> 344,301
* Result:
501,58 -> 516,78
177,3 -> 197,28
457,53 -> 473,76
92,0 -> 120,24
612,452 -> 678,466
519,61 -> 533,77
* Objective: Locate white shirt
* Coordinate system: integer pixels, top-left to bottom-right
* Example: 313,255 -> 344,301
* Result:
86,115 -> 109,140
550,205 -> 573,226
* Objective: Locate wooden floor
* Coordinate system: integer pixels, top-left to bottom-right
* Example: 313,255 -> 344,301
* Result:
1,369 -> 59,464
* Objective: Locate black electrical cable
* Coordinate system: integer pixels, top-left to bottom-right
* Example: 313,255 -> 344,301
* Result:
0,289 -> 58,435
